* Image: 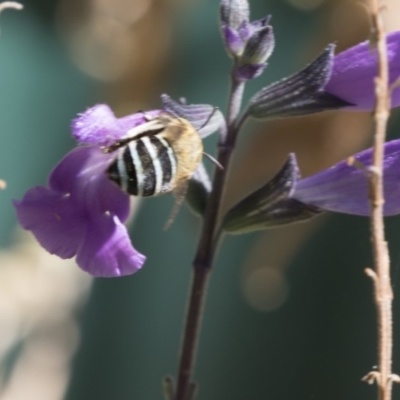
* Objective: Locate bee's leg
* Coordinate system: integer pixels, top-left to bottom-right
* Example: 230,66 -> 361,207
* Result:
203,152 -> 224,170
164,183 -> 189,230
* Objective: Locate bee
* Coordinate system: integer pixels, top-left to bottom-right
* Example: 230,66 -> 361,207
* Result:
104,113 -> 215,227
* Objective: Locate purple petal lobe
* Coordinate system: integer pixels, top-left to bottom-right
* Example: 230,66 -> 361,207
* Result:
325,31 -> 400,110
72,105 -> 161,147
14,146 -> 146,277
14,187 -> 85,258
76,214 -> 146,278
48,147 -> 130,222
294,139 -> 400,216
48,146 -> 107,192
72,104 -> 123,146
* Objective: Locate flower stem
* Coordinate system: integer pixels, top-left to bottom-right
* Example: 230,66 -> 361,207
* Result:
174,74 -> 245,400
362,1 -> 399,399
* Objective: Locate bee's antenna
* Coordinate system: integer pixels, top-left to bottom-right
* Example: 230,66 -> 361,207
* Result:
202,152 -> 224,170
199,107 -> 219,131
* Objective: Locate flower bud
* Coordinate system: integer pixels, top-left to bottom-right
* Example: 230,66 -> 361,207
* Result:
227,16 -> 274,80
161,94 -> 225,138
222,154 -> 322,233
240,24 -> 274,65
220,0 -> 250,57
246,45 -> 350,118
220,0 -> 250,30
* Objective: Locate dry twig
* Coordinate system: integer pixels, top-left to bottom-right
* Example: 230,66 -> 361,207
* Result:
362,1 -> 399,399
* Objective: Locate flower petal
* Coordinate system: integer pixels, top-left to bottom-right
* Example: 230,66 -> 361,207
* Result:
76,214 -> 146,278
72,105 -> 161,147
161,94 -> 225,138
72,104 -> 124,146
48,146 -> 106,192
49,147 -> 130,222
14,146 -> 144,277
294,139 -> 400,216
14,186 -> 85,258
325,31 -> 400,110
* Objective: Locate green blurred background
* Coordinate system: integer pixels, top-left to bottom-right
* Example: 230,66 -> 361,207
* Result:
1,0 -> 400,399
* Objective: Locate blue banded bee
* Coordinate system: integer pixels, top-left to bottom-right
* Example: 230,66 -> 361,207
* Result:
105,114 -> 203,196
104,114 -> 205,225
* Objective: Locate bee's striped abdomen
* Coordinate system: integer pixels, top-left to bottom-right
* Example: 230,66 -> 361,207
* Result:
107,134 -> 177,197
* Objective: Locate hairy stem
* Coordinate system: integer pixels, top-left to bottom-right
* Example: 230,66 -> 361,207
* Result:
364,2 -> 397,399
174,73 -> 245,400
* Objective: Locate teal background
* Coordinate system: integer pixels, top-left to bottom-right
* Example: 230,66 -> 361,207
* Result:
1,1 -> 400,399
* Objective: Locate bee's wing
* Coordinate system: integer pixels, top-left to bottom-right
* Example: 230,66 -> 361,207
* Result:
120,118 -> 166,141
164,182 -> 189,230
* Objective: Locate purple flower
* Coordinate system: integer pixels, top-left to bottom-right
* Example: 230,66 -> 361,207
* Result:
71,104 -> 162,147
247,30 -> 400,119
223,140 -> 400,234
14,98 -> 224,277
14,104 -> 159,277
294,139 -> 400,216
14,146 -> 146,277
325,30 -> 400,111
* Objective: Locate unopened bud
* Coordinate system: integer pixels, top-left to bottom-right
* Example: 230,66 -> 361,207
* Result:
220,0 -> 250,30
240,25 -> 274,65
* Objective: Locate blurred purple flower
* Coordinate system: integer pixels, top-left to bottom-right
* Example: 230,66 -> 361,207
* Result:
14,104 -> 154,277
294,139 -> 400,216
326,30 -> 400,110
